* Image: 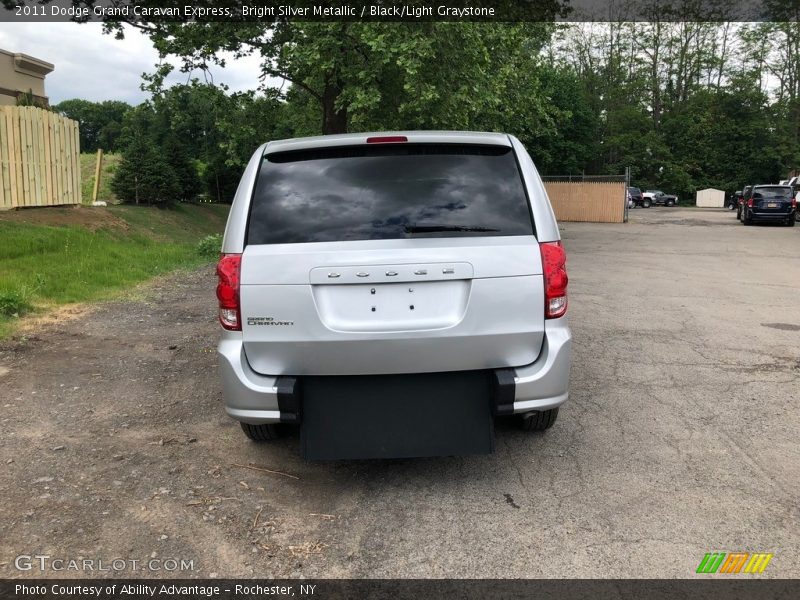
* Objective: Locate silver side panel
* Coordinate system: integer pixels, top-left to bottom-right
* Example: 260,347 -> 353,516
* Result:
509,135 -> 561,243
513,316 -> 571,412
221,143 -> 266,254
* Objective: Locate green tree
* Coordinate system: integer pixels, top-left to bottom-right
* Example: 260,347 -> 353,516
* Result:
147,82 -> 283,202
112,137 -> 180,206
112,105 -> 180,205
519,65 -> 599,174
54,99 -> 131,152
112,19 -> 558,135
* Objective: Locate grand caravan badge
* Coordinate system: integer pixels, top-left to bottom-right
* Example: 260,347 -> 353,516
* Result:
247,317 -> 294,326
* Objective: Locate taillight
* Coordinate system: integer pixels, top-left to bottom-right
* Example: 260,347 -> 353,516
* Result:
792,198 -> 797,209
216,254 -> 242,330
747,198 -> 753,208
540,241 -> 568,319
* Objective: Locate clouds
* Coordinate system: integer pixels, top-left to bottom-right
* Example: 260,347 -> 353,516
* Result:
0,22 -> 267,104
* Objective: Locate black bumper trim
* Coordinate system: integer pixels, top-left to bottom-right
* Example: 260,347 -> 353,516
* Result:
276,376 -> 302,424
491,368 -> 516,416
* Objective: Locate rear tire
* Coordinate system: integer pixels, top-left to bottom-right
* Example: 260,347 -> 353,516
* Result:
519,408 -> 559,432
667,200 -> 675,207
642,199 -> 651,208
240,422 -> 282,441
742,212 -> 752,225
787,218 -> 796,227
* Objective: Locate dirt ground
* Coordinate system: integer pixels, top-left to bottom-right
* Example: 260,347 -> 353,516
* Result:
1,207 -> 798,578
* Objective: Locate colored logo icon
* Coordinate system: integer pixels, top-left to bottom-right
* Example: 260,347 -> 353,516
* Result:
696,552 -> 773,574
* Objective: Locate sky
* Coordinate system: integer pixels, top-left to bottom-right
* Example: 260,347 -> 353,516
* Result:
0,22 -> 267,105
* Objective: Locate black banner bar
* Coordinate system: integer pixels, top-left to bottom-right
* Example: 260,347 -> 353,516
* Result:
2,579 -> 800,600
1,0 -> 798,23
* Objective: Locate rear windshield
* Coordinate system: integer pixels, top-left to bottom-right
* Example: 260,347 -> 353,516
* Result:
628,187 -> 640,194
753,187 -> 792,200
246,144 -> 533,244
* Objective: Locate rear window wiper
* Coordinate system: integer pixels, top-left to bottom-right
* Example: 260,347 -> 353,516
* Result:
404,225 -> 500,234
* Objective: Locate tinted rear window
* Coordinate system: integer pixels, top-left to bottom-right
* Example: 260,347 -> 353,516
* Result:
246,144 -> 533,244
628,187 -> 640,194
753,187 -> 792,200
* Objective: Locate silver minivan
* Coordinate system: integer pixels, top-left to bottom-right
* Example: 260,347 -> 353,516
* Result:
216,132 -> 571,457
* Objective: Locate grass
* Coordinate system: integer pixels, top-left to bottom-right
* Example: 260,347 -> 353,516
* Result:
80,152 -> 122,204
0,204 -> 228,338
109,203 -> 230,243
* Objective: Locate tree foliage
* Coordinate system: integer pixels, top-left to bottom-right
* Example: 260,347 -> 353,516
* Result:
53,99 -> 131,153
95,15 -> 800,205
111,105 -> 180,205
548,19 -> 800,197
111,82 -> 282,204
113,20 -> 556,135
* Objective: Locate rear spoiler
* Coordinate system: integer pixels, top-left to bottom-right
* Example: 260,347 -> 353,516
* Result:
264,132 -> 512,155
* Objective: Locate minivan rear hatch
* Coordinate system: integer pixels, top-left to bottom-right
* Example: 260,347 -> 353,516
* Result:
240,140 -> 546,376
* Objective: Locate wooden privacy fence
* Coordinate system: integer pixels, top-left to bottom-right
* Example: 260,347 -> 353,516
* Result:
543,180 -> 626,223
0,106 -> 81,210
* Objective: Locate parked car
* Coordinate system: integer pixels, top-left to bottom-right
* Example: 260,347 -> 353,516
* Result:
736,186 -> 752,220
789,178 -> 800,221
643,190 -> 678,206
628,186 -> 649,208
216,131 -> 572,458
741,185 -> 796,226
727,191 -> 741,210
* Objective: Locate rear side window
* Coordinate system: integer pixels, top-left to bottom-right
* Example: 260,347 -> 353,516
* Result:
629,187 -> 640,194
753,186 -> 792,200
246,144 -> 533,244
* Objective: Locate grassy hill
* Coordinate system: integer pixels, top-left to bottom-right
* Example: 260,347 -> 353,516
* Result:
0,203 -> 229,338
80,152 -> 122,204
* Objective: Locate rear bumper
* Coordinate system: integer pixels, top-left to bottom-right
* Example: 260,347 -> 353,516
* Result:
748,209 -> 795,221
217,317 -> 571,425
512,316 -> 571,413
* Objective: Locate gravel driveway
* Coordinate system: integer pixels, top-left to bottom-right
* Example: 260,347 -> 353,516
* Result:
1,207 -> 798,578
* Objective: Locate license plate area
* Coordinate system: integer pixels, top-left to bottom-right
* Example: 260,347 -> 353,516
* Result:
312,280 -> 470,332
767,202 -> 779,208
301,371 -> 494,460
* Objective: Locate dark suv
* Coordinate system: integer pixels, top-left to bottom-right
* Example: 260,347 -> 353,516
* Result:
628,187 -> 648,208
741,185 -> 796,226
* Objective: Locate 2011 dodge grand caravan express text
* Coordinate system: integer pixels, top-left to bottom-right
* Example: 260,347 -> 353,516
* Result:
216,132 -> 571,459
